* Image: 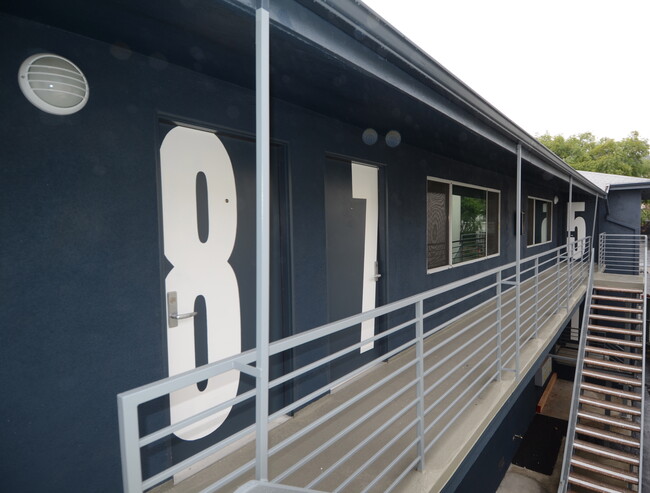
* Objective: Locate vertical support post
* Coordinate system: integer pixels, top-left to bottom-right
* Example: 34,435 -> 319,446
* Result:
590,195 -> 598,249
555,248 -> 561,313
496,271 -> 502,380
515,143 -> 522,376
118,395 -> 142,492
566,177 -> 573,311
415,300 -> 425,471
255,0 -> 270,482
534,257 -> 539,338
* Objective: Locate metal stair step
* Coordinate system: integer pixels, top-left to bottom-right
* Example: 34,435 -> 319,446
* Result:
591,294 -> 643,304
568,471 -> 630,493
570,456 -> 638,484
593,285 -> 643,295
572,439 -> 640,465
590,304 -> 643,314
580,382 -> 642,401
582,369 -> 641,387
578,396 -> 641,416
589,313 -> 642,324
575,424 -> 640,448
588,325 -> 643,337
584,345 -> 643,360
583,357 -> 642,374
586,335 -> 643,348
577,410 -> 641,431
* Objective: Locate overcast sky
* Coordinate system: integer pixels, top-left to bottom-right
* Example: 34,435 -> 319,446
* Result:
362,0 -> 650,141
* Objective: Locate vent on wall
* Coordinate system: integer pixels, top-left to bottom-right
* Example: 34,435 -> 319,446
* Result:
18,53 -> 89,115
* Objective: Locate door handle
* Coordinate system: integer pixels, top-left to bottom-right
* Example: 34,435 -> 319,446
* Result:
371,261 -> 381,282
170,312 -> 197,320
167,291 -> 196,328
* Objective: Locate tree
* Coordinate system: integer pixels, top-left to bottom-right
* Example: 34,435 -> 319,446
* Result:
537,131 -> 650,177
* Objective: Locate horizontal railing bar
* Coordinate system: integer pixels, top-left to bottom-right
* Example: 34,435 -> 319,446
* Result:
268,338 -> 415,421
140,388 -> 256,446
424,363 -> 499,438
142,430 -> 255,490
422,281 -> 497,320
359,436 -> 420,493
269,316 -> 417,389
306,396 -> 419,489
270,243 -> 578,356
196,458 -> 256,493
424,346 -> 498,416
422,308 -> 497,359
385,457 -> 421,493
333,418 -> 419,493
271,377 -> 418,482
423,334 -> 498,401
118,350 -> 256,407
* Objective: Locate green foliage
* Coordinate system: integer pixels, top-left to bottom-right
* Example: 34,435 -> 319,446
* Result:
460,196 -> 485,235
538,131 -> 650,177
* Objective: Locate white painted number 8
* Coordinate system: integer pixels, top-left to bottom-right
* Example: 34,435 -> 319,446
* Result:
160,126 -> 241,441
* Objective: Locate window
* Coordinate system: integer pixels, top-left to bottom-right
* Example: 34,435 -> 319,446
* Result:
427,178 -> 500,270
527,197 -> 553,246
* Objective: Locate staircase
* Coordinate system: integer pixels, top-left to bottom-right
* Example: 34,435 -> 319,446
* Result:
561,284 -> 646,493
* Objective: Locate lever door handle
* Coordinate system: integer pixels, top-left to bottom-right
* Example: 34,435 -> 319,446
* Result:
170,312 -> 197,320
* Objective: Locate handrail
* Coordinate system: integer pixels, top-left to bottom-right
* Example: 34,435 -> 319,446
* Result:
118,236 -> 592,492
557,248 -> 595,492
639,236 -> 647,492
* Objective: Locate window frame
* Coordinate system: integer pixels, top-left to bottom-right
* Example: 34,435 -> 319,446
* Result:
426,177 -> 501,273
526,196 -> 553,247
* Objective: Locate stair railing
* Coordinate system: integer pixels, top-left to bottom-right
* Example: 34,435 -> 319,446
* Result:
639,235 -> 647,492
557,247 -> 595,493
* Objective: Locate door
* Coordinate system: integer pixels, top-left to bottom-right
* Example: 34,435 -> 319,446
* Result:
325,158 -> 385,382
158,121 -> 291,464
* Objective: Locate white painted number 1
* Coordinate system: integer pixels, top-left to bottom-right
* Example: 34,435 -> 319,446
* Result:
160,126 -> 241,441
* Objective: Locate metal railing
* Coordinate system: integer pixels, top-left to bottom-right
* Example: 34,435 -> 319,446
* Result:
558,234 -> 647,493
118,237 -> 591,493
599,232 -> 647,275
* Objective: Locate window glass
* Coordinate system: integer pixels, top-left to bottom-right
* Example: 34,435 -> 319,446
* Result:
427,179 -> 500,270
452,185 -> 486,264
427,180 -> 449,269
527,198 -> 553,246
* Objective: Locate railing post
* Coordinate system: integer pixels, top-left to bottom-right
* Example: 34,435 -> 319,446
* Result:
118,395 -> 142,492
515,143 -> 521,377
556,248 -> 561,314
255,0 -> 270,481
496,271 -> 502,380
534,257 -> 539,339
566,239 -> 572,311
415,300 -> 425,471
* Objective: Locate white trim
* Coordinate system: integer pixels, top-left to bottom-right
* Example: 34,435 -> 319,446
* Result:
426,177 -> 501,273
526,196 -> 553,248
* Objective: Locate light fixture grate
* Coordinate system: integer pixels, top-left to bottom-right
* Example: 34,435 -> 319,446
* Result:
18,53 -> 89,115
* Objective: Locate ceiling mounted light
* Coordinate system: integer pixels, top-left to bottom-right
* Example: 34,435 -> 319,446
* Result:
18,53 -> 89,115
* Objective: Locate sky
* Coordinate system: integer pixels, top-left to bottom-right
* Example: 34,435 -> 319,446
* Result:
362,0 -> 650,141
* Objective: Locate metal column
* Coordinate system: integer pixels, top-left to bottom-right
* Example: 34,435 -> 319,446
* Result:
255,0 -> 270,481
566,177 -> 573,309
515,143 -> 521,375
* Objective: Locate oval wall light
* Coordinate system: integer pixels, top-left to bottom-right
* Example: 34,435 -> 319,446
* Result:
18,53 -> 89,115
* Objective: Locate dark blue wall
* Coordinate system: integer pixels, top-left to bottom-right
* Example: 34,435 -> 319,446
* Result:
598,190 -> 642,235
0,13 -> 590,491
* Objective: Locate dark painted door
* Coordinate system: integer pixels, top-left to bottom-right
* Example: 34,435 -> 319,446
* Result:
325,157 -> 386,383
157,121 -> 291,469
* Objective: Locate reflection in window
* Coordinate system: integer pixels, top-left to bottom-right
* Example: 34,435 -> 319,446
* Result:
427,179 -> 500,270
527,197 -> 553,246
